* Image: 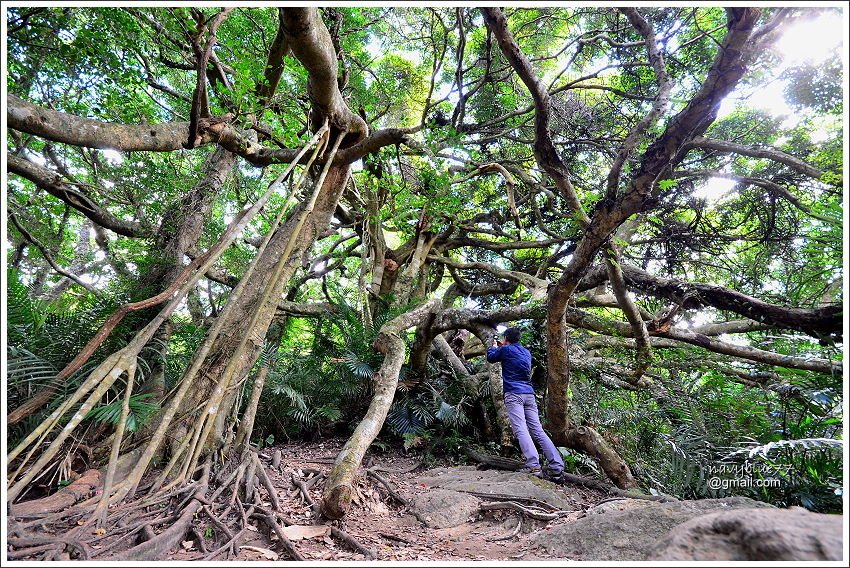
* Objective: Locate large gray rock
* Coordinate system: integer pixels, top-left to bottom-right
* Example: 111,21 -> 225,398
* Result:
411,489 -> 480,529
652,506 -> 843,561
532,496 -> 774,561
417,466 -> 576,511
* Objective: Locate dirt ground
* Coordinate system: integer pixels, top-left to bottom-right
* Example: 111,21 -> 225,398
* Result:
7,438 -> 608,562
160,438 -> 606,562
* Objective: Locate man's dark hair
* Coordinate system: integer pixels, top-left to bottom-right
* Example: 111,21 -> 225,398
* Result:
503,327 -> 521,343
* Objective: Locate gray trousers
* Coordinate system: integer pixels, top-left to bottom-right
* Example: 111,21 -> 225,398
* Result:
503,392 -> 564,473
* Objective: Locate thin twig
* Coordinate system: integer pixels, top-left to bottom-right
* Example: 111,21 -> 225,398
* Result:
479,501 -> 573,521
330,526 -> 377,560
366,469 -> 409,506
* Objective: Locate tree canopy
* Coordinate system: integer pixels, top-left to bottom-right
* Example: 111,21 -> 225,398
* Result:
4,4 -> 844,535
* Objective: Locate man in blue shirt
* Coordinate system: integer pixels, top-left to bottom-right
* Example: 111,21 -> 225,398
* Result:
487,327 -> 564,481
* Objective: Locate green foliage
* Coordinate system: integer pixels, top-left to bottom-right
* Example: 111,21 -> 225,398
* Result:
385,371 -> 478,462
721,438 -> 843,513
567,350 -> 843,512
6,268 -> 151,445
84,393 -> 160,432
782,58 -> 843,114
252,291 -> 398,439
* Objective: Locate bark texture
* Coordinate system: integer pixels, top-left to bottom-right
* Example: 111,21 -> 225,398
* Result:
281,8 -> 368,146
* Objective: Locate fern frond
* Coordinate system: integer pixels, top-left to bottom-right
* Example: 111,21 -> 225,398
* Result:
729,438 -> 843,459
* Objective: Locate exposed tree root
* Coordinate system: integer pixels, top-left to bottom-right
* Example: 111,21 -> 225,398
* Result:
464,447 -> 524,471
291,471 -> 321,516
366,468 -> 409,506
330,526 -> 377,560
560,472 -> 677,502
464,447 -> 676,502
6,442 -> 462,562
380,531 -> 413,545
9,469 -> 101,518
466,491 -> 563,512
7,535 -> 90,560
7,452 -> 315,561
479,500 -> 572,521
251,507 -> 305,561
6,542 -> 64,560
112,466 -> 210,560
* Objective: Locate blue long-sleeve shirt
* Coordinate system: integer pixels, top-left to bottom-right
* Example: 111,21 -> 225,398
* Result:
486,342 -> 534,394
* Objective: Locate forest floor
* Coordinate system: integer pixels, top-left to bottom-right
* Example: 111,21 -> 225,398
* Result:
161,438 -> 608,562
7,437 -> 610,562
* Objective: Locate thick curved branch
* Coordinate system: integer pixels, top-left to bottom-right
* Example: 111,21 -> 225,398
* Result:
605,8 -> 673,199
442,234 -> 565,253
565,307 -> 840,375
7,93 -> 285,161
429,254 -> 547,299
432,304 -> 546,335
8,94 -> 195,152
604,246 -> 652,381
582,320 -> 772,352
281,8 -> 367,146
548,7 -> 763,320
8,94 -> 413,168
580,262 -> 842,339
257,8 -> 289,103
481,7 -> 589,225
185,8 -> 234,149
334,127 -> 416,164
687,136 -> 824,179
8,154 -> 149,238
429,302 -> 836,375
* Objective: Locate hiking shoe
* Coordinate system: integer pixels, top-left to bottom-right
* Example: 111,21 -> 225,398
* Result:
518,467 -> 543,477
543,469 -> 566,484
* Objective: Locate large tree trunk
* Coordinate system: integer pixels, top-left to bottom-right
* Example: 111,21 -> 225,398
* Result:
542,7 -> 759,489
135,147 -> 237,399
544,297 -> 638,489
166,164 -> 351,456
